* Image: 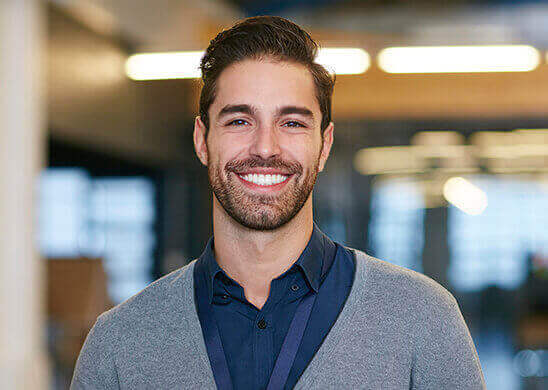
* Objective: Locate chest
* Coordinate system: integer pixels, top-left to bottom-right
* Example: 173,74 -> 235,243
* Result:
112,308 -> 413,390
205,260 -> 350,389
112,250 -> 415,390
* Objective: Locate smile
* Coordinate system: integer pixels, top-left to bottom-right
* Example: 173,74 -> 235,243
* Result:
237,173 -> 290,186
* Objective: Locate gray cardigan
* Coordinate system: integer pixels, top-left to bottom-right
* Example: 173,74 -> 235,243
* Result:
71,248 -> 486,389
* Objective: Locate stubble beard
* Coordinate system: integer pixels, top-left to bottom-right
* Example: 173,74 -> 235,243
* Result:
208,154 -> 321,231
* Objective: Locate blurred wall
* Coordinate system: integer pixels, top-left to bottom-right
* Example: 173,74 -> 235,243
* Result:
47,5 -> 195,166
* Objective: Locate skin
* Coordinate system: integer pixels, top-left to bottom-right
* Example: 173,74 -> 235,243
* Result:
193,58 -> 334,309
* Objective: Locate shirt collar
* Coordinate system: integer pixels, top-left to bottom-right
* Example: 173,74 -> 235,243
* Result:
295,221 -> 325,293
197,221 -> 330,304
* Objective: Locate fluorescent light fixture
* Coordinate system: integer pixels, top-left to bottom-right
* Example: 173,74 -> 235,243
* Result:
316,48 -> 370,75
443,177 -> 488,215
125,51 -> 204,80
353,146 -> 426,175
411,131 -> 465,147
378,45 -> 540,74
125,47 -> 370,80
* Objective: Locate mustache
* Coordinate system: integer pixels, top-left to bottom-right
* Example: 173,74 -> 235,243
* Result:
226,157 -> 302,175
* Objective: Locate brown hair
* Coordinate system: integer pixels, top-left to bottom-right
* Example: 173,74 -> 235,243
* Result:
199,15 -> 335,139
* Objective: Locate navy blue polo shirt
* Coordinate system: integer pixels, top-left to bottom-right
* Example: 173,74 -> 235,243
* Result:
193,223 -> 355,390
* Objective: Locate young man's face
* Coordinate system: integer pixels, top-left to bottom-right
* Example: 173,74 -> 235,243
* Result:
194,58 -> 334,231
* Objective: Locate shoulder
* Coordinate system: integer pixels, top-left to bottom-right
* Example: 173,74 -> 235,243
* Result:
342,249 -> 485,388
95,260 -> 197,333
72,260 -> 200,387
345,247 -> 458,318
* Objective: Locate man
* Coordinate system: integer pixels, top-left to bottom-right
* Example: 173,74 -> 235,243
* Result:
71,16 -> 486,389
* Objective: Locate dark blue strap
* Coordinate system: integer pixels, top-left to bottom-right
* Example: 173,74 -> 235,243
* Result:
196,278 -> 234,390
266,292 -> 317,390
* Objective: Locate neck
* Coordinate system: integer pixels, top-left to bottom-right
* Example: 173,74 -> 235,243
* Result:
211,196 -> 314,310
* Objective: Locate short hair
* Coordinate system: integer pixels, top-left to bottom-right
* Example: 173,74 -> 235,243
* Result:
199,15 -> 335,139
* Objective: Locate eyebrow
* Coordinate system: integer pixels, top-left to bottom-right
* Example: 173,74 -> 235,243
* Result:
278,105 -> 314,119
217,104 -> 256,119
217,104 -> 314,120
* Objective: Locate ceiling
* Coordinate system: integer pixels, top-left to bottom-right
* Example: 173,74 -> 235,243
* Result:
45,0 -> 548,165
51,0 -> 548,52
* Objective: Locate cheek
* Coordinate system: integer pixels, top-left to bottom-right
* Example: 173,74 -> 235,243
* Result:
209,145 -> 242,173
291,141 -> 321,166
212,133 -> 250,157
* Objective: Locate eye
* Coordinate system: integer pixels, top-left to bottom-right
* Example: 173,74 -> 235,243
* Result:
226,119 -> 249,126
283,121 -> 305,128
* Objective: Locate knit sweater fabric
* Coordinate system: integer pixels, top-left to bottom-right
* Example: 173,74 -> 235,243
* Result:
71,248 -> 486,389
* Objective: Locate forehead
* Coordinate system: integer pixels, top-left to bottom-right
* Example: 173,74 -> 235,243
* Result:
211,59 -> 319,117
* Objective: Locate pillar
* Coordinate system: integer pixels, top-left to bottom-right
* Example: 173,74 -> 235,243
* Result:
0,0 -> 50,388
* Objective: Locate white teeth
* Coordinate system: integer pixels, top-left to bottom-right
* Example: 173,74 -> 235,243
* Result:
238,173 -> 289,186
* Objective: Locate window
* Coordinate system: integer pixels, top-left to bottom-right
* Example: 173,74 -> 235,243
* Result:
448,174 -> 548,292
368,177 -> 425,272
39,168 -> 156,303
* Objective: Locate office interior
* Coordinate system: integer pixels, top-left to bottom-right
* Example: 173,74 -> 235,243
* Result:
0,0 -> 547,389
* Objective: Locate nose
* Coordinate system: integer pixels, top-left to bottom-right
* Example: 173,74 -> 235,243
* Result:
249,124 -> 281,160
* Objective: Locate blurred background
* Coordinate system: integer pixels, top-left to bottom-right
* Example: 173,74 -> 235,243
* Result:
1,0 -> 547,389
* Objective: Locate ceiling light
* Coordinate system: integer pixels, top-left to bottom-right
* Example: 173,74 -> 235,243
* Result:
378,45 -> 540,74
126,47 -> 370,80
353,146 -> 426,175
315,48 -> 370,75
125,51 -> 203,80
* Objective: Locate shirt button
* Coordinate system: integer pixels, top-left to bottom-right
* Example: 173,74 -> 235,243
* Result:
290,284 -> 299,291
257,319 -> 267,329
221,294 -> 229,300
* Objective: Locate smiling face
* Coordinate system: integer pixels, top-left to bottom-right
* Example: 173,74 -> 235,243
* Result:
193,58 -> 334,231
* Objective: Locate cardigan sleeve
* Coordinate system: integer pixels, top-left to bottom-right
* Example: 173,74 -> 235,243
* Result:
410,292 -> 486,389
70,313 -> 120,390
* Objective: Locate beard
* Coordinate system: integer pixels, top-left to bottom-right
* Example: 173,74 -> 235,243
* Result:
207,152 -> 321,231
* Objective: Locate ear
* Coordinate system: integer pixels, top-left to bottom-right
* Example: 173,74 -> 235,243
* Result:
193,116 -> 209,166
317,122 -> 334,172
